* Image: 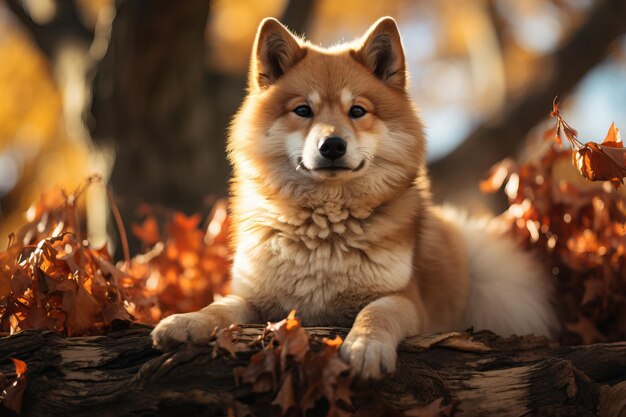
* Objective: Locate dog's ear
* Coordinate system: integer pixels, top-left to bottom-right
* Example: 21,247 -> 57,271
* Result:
250,18 -> 305,90
353,17 -> 406,90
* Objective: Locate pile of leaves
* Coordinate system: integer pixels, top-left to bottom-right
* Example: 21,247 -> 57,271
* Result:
481,101 -> 626,344
0,177 -> 231,335
123,201 -> 231,323
231,310 -> 352,417
0,177 -> 131,335
223,311 -> 455,417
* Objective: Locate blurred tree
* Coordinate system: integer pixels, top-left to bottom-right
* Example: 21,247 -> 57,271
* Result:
3,0 -> 316,254
89,0 -> 216,239
90,0 -> 316,251
429,0 -> 626,211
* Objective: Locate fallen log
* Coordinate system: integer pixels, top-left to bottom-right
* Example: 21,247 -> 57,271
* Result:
0,325 -> 625,417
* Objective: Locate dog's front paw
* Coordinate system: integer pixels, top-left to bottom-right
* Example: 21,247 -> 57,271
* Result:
340,331 -> 397,379
151,311 -> 218,352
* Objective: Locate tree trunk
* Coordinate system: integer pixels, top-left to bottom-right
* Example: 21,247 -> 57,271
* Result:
1,325 -> 625,417
89,0 -> 223,238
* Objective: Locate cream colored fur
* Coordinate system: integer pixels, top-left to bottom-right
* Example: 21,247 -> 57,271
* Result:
151,17 -> 557,380
446,210 -> 557,336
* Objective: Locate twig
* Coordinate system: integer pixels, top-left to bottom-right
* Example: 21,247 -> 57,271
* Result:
106,189 -> 130,267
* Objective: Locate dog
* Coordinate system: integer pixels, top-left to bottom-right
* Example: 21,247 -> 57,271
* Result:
151,17 -> 556,379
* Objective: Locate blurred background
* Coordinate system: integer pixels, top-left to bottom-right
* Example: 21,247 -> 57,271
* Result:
1,0 -> 626,252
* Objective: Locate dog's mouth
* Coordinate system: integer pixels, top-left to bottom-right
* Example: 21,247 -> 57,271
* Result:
297,159 -> 365,173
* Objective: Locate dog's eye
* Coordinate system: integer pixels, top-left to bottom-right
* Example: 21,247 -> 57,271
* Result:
349,105 -> 367,119
293,105 -> 313,118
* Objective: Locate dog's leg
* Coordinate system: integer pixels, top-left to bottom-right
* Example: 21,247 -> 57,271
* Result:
151,295 -> 258,351
340,293 -> 422,379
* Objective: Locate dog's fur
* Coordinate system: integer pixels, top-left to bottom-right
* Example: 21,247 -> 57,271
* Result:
151,17 -> 557,378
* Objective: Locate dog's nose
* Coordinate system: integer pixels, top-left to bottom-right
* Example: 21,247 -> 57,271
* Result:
318,136 -> 346,161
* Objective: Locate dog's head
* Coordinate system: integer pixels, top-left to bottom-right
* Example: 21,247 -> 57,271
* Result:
229,17 -> 425,204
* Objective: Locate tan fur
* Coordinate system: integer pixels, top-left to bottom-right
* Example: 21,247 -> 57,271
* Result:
152,17 -> 556,379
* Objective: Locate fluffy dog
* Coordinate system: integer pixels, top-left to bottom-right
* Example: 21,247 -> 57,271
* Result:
151,17 -> 556,379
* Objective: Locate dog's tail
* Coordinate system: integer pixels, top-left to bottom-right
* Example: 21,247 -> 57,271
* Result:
444,209 -> 559,337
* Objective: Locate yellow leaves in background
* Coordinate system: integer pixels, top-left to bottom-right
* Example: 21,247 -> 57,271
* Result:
0,31 -> 60,148
0,22 -> 90,248
208,0 -> 286,73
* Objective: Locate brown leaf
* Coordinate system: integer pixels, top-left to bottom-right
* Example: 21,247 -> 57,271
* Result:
566,316 -> 606,345
268,310 -> 309,365
543,126 -> 561,145
62,281 -> 103,336
272,372 -> 295,415
480,159 -> 516,193
602,122 -> 622,148
581,279 -> 604,306
237,347 -> 277,392
2,358 -> 28,414
10,359 -> 26,378
574,142 -> 626,189
131,216 -> 160,246
212,324 -> 240,359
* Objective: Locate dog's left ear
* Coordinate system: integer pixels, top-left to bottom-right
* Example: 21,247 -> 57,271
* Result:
250,18 -> 305,90
353,17 -> 406,90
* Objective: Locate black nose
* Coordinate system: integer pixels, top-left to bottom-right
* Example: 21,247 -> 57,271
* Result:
318,136 -> 347,161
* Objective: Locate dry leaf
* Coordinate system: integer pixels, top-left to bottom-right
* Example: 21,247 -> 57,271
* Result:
213,324 -> 241,359
565,316 -> 606,345
550,101 -> 626,188
1,358 -> 28,414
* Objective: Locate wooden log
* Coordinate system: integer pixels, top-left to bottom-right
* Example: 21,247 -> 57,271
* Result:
0,325 -> 625,417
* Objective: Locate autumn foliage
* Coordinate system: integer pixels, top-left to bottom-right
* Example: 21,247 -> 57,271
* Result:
124,201 -> 231,323
231,311 -> 352,417
482,100 -> 626,344
0,177 -> 230,336
0,177 -> 131,336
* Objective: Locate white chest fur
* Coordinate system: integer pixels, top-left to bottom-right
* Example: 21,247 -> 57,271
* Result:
231,201 -> 413,324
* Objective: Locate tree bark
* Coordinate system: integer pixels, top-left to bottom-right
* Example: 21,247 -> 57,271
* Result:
1,325 -> 625,417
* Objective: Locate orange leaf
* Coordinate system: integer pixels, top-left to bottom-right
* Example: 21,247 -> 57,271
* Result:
480,159 -> 516,193
9,358 -> 27,378
132,216 -> 160,246
573,142 -> 626,189
3,358 -> 28,414
602,122 -> 622,148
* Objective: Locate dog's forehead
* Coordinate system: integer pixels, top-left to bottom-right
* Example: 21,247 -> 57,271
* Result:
306,88 -> 353,108
293,50 -> 366,101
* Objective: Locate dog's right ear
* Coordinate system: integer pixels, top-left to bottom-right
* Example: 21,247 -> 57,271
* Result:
250,18 -> 305,90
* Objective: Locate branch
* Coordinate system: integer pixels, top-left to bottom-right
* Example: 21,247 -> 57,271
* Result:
428,0 -> 626,207
2,325 -> 625,416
